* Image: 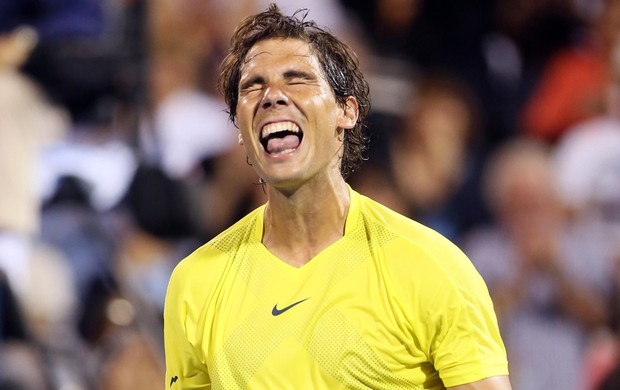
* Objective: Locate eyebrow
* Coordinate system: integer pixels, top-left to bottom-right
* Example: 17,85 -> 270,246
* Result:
239,75 -> 265,91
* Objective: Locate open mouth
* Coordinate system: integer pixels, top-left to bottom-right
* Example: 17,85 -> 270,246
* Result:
260,121 -> 304,155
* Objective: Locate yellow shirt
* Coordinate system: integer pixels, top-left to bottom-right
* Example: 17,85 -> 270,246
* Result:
164,188 -> 508,389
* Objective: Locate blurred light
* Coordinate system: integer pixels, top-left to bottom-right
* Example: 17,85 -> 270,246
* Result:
483,33 -> 522,85
106,298 -> 135,326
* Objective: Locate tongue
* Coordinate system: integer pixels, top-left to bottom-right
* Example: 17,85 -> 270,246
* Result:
266,134 -> 300,154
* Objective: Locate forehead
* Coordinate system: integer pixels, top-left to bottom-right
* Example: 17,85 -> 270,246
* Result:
241,38 -> 320,73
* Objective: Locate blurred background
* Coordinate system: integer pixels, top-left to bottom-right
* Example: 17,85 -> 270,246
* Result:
0,0 -> 619,389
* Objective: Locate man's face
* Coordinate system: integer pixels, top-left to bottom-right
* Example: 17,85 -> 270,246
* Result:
236,37 -> 357,191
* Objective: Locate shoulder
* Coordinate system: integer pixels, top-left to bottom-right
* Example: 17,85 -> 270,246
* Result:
354,192 -> 508,383
356,192 -> 489,300
358,193 -> 471,269
166,206 -> 263,301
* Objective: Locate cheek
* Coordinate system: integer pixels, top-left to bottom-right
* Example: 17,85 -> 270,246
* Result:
236,93 -> 257,117
238,128 -> 254,150
235,105 -> 254,135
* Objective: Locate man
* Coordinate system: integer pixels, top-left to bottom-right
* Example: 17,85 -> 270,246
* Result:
164,4 -> 511,389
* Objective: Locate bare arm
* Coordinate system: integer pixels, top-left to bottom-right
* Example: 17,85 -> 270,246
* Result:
546,259 -> 609,329
448,375 -> 512,390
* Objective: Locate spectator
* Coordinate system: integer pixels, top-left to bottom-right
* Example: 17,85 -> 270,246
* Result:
351,73 -> 484,241
551,116 -> 620,390
463,137 -> 614,390
520,0 -> 620,142
4,0 -> 126,125
0,26 -> 67,299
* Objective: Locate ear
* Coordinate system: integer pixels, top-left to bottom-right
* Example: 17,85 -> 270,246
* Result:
238,132 -> 244,146
337,96 -> 359,130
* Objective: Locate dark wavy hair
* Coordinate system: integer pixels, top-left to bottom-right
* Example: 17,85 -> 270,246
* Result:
217,3 -> 371,178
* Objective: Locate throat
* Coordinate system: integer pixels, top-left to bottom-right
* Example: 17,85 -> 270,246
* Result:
262,216 -> 346,268
261,182 -> 350,267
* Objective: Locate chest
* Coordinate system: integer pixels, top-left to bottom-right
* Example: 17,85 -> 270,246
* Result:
199,243 -> 441,389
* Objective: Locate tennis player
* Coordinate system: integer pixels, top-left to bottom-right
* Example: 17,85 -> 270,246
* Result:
164,4 -> 511,389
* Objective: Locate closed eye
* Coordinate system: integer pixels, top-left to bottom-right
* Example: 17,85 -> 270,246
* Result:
284,70 -> 318,85
240,76 -> 265,92
239,70 -> 319,94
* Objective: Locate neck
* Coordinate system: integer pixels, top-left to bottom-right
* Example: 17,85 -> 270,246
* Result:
262,177 -> 350,267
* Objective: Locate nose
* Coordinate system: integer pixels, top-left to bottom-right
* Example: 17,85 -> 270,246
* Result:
261,85 -> 289,110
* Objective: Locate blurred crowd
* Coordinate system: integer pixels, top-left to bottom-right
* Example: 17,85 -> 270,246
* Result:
0,0 -> 619,389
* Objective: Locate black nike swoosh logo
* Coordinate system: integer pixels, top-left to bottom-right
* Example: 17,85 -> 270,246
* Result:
272,298 -> 310,316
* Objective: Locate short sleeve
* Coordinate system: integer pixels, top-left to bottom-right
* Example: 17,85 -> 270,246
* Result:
428,251 -> 509,387
164,263 -> 211,389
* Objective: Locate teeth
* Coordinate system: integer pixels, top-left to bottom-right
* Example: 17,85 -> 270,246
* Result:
261,121 -> 300,139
